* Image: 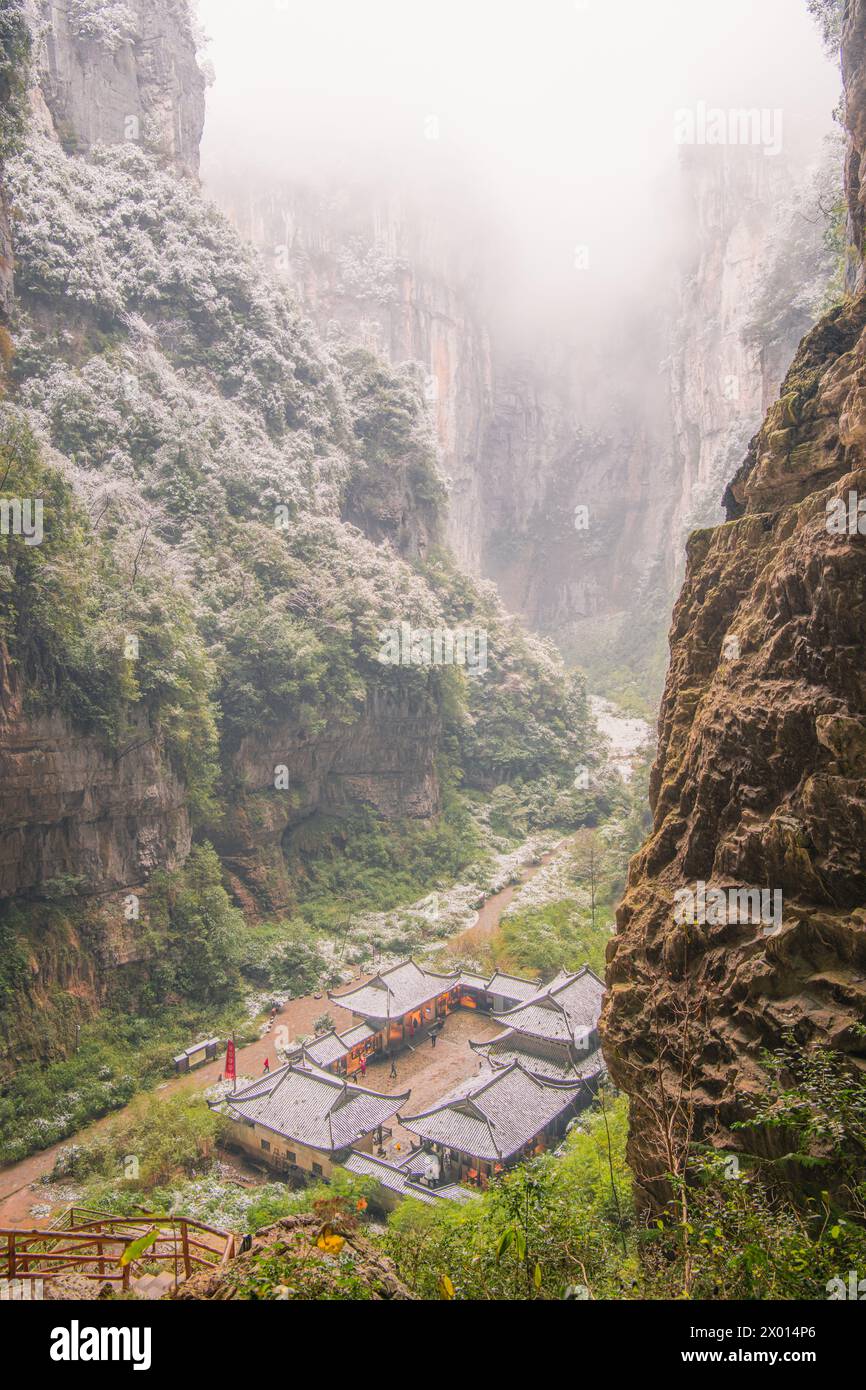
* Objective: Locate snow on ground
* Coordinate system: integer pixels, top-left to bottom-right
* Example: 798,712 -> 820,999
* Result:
588,695 -> 652,782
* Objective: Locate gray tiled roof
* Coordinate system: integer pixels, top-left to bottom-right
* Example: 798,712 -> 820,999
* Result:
226,1065 -> 408,1154
340,1023 -> 376,1049
400,1062 -> 581,1162
456,971 -> 489,990
492,967 -> 604,1045
435,1183 -> 480,1204
456,969 -> 541,1003
289,1023 -> 377,1073
486,971 -> 540,1003
471,1030 -> 606,1083
341,1151 -> 452,1205
394,1148 -> 430,1177
330,959 -> 459,1021
304,1031 -> 347,1067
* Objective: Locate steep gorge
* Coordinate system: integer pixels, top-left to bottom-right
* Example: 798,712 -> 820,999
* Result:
0,0 -> 589,1070
210,131 -> 838,702
602,0 -> 866,1203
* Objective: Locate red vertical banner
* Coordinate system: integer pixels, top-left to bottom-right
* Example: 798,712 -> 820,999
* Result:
225,1038 -> 236,1083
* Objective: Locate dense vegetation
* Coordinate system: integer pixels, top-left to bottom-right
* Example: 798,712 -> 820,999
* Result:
382,1062 -> 866,1300
46,1044 -> 866,1301
0,845 -> 249,1163
0,117 -> 599,1114
6,130 -> 593,820
0,0 -> 29,164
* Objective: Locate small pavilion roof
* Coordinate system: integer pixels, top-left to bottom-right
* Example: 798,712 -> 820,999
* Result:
455,970 -> 489,990
455,968 -> 542,1002
341,1151 -> 462,1205
399,1061 -> 581,1162
491,967 -> 604,1046
340,1023 -> 376,1049
278,1022 -> 376,1075
299,1022 -> 376,1070
302,1031 -> 347,1068
329,959 -> 459,1022
225,1064 -> 408,1154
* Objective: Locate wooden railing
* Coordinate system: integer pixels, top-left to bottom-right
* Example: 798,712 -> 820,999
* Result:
0,1210 -> 236,1287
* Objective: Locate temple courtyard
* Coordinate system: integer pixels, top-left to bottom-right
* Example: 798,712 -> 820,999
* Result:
355,1007 -> 503,1161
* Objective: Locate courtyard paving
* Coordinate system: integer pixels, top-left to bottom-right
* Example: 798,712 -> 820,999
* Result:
359,1008 -> 503,1160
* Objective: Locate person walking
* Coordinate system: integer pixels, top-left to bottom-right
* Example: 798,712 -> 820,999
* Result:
263,1056 -> 270,1073
389,1056 -> 398,1080
431,1029 -> 437,1049
359,1055 -> 367,1080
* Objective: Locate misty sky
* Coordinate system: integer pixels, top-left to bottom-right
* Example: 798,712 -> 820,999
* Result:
196,0 -> 840,342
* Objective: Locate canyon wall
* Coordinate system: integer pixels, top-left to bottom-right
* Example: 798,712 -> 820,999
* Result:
0,642 -> 190,899
212,181 -> 494,575
209,139 -> 836,698
0,0 -> 454,1064
212,688 -> 441,915
602,4 -> 866,1202
27,0 -> 205,175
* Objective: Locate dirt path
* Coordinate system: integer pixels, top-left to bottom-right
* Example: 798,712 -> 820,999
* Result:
0,835 -> 574,1227
0,990 -> 358,1227
444,835 -> 573,963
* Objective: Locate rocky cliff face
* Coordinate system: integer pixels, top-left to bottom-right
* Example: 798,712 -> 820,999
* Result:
0,0 -> 449,923
213,689 -> 441,913
0,0 -> 446,1082
0,641 -> 189,898
602,5 -> 866,1203
212,180 -> 494,575
211,141 -> 834,698
27,0 -> 204,175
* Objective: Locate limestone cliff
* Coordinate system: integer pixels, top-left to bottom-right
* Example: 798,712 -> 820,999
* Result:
602,4 -> 866,1203
0,0 -> 586,1094
0,641 -> 190,899
27,0 -> 204,176
211,180 -> 494,575
210,141 -> 836,699
0,0 -> 451,1067
212,689 -> 441,914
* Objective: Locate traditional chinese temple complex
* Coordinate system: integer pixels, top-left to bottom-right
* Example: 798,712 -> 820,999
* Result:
216,958 -> 606,1203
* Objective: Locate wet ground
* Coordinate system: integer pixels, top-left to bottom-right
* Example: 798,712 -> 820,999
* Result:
0,983 -> 501,1224
360,1008 -> 502,1160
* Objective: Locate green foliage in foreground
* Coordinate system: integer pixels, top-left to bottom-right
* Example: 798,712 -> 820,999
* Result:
74,1152 -> 376,1237
383,1055 -> 866,1301
52,1093 -> 222,1191
383,1095 -> 635,1300
42,1048 -> 866,1301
